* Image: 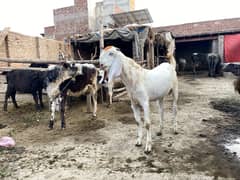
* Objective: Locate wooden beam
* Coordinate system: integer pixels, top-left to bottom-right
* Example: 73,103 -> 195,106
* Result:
0,58 -> 146,66
0,57 -> 99,65
113,87 -> 126,93
0,67 -> 48,72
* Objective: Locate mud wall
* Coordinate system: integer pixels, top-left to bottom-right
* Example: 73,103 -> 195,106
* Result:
0,31 -> 65,67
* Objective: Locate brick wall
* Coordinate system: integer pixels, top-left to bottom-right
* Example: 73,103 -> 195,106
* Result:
44,0 -> 89,40
0,31 -> 64,67
44,26 -> 55,39
53,0 -> 89,40
74,0 -> 87,7
39,38 -> 63,60
7,32 -> 37,59
0,41 -> 7,67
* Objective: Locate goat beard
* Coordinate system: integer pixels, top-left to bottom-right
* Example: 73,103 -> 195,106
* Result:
234,77 -> 240,94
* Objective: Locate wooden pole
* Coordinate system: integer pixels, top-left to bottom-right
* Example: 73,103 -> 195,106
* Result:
0,57 -> 99,65
99,4 -> 104,52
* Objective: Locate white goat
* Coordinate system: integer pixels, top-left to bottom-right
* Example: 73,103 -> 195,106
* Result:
98,69 -> 115,106
99,46 -> 178,153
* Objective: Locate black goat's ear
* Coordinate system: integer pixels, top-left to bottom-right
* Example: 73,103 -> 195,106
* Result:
62,62 -> 69,69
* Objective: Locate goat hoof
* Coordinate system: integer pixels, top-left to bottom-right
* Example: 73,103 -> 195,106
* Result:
144,150 -> 151,155
174,131 -> 179,135
61,124 -> 66,129
92,115 -> 97,120
48,126 -> 53,130
156,132 -> 162,136
135,143 -> 142,147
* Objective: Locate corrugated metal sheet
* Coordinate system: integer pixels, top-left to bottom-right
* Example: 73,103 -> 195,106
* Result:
111,9 -> 153,27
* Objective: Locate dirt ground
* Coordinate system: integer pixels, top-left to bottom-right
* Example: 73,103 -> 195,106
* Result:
1,72 -> 240,180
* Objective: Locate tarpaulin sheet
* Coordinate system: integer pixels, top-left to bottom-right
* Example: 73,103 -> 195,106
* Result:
224,34 -> 240,62
72,28 -> 135,43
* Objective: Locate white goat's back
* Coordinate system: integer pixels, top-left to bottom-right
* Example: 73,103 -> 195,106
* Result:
144,63 -> 177,100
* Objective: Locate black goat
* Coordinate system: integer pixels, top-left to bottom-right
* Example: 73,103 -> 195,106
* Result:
2,69 -> 46,111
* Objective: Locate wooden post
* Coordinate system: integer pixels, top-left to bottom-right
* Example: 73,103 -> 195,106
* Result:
140,41 -> 144,65
156,42 -> 159,65
148,28 -> 155,69
149,40 -> 154,68
64,38 -> 74,60
218,35 -> 224,63
99,4 -> 104,52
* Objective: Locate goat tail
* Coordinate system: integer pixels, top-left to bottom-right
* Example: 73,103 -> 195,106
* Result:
234,77 -> 240,94
168,54 -> 176,70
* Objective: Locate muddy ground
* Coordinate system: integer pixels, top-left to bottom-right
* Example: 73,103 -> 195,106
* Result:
1,73 -> 240,180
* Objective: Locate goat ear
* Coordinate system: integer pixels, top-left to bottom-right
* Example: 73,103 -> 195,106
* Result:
62,62 -> 69,69
108,59 -> 122,82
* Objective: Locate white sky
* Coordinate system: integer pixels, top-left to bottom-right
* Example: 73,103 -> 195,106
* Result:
0,0 -> 239,37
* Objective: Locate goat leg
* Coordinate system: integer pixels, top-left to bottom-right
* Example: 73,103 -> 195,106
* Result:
10,90 -> 19,109
48,120 -> 54,130
49,100 -> 56,130
3,93 -> 10,111
131,103 -> 143,147
60,95 -> 66,129
32,92 -> 40,111
38,90 -> 44,108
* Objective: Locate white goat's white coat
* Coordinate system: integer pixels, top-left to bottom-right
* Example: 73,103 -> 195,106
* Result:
99,46 -> 178,153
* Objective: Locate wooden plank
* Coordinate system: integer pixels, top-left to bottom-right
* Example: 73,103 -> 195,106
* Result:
0,67 -> 49,72
113,87 -> 126,93
113,90 -> 127,99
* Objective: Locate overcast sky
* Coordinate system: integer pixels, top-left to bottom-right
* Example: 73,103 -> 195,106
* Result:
0,0 -> 239,37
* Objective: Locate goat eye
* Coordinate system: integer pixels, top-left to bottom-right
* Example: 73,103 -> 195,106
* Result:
109,52 -> 113,56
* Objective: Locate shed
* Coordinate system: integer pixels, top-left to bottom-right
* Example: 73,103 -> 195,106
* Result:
153,18 -> 240,71
69,24 -> 155,68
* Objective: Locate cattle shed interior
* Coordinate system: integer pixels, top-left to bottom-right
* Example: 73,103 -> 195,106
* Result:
175,40 -> 212,71
174,34 -> 220,71
71,39 -> 133,61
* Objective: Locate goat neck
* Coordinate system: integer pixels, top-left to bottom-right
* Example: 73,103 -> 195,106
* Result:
119,56 -> 147,90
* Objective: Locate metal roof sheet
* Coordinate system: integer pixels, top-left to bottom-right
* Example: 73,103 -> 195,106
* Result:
110,9 -> 153,27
